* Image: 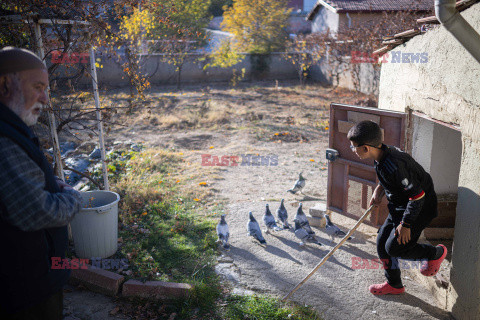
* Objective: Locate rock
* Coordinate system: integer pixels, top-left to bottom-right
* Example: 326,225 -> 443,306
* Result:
89,147 -> 102,160
64,157 -> 91,185
131,144 -> 141,152
60,141 -> 77,156
217,255 -> 234,263
46,141 -> 77,157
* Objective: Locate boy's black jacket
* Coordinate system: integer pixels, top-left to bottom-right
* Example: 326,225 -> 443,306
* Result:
375,144 -> 437,226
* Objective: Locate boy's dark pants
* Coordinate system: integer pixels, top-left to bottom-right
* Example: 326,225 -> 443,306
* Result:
377,204 -> 437,287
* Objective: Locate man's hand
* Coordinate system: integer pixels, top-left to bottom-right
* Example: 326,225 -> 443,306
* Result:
369,184 -> 385,206
56,178 -> 73,192
395,224 -> 411,245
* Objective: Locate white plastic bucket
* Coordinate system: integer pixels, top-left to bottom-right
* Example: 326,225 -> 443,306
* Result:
70,190 -> 120,259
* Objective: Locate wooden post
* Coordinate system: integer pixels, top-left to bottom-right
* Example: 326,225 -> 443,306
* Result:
33,22 -> 64,180
89,46 -> 109,191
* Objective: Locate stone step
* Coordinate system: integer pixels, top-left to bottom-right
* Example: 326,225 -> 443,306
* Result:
307,215 -> 326,228
309,202 -> 327,218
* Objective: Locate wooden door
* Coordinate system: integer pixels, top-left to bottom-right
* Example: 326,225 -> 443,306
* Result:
327,103 -> 407,226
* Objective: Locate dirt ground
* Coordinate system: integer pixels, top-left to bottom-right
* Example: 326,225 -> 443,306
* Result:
59,81 -> 452,319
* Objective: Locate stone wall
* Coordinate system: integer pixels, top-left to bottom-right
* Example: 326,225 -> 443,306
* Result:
377,3 -> 480,319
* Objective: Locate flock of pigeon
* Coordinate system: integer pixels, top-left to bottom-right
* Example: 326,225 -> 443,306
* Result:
216,201 -> 351,249
216,173 -> 352,249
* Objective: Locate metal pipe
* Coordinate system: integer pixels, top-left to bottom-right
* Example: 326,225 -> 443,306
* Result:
435,0 -> 480,64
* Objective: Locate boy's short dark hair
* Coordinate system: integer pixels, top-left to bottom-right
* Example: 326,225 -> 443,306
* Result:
347,120 -> 383,146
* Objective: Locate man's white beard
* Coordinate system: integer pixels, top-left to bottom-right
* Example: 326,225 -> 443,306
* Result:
10,95 -> 43,127
22,102 -> 44,126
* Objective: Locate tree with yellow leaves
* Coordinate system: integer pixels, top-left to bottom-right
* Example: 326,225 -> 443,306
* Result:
222,0 -> 291,54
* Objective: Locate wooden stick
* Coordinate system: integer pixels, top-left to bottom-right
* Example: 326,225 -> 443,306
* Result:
282,204 -> 376,301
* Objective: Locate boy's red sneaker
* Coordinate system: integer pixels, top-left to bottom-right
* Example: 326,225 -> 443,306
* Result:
369,282 -> 405,295
420,244 -> 447,276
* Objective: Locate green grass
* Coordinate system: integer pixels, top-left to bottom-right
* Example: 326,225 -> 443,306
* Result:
224,295 -> 322,320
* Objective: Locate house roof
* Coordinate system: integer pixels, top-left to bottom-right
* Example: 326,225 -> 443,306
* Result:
372,0 -> 479,56
307,0 -> 432,20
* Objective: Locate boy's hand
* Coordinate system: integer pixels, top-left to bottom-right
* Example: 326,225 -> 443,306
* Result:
369,184 -> 385,206
395,225 -> 411,245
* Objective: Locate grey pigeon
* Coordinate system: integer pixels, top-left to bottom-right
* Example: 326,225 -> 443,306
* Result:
294,220 -> 323,246
294,203 -> 315,235
288,172 -> 306,194
325,214 -> 352,241
263,204 -> 282,232
247,212 -> 266,244
276,199 -> 290,229
216,214 -> 230,249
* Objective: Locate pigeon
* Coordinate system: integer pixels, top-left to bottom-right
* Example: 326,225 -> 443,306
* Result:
216,214 -> 230,249
287,172 -> 306,194
276,199 -> 290,229
263,204 -> 282,232
325,214 -> 352,241
294,203 -> 315,235
247,212 -> 266,244
294,220 -> 323,246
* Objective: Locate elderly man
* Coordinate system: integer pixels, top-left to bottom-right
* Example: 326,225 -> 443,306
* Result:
0,47 -> 82,319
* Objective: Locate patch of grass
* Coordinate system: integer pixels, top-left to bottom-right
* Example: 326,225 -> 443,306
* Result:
87,147 -> 225,318
224,295 -> 322,320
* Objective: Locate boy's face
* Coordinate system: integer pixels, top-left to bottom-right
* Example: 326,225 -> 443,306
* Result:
350,141 -> 374,160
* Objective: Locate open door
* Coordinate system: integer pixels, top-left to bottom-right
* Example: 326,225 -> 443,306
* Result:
327,103 -> 407,226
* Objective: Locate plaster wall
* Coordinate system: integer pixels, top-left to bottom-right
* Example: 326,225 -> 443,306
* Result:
411,116 -> 462,195
377,3 -> 480,318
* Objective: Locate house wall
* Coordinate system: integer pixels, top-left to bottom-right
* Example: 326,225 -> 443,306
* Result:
337,12 -> 386,32
377,3 -> 480,318
311,6 -> 339,35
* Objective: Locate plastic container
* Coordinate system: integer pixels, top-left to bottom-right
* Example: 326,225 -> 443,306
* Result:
70,190 -> 120,259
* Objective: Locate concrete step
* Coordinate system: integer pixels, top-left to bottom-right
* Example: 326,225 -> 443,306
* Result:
309,202 -> 327,217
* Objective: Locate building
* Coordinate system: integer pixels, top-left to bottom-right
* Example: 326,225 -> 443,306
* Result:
307,0 -> 432,36
373,0 -> 480,318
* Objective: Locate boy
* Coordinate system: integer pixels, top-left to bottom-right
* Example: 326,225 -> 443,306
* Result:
347,120 -> 447,295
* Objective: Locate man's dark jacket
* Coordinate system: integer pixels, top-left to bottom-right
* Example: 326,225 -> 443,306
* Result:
0,103 -> 70,313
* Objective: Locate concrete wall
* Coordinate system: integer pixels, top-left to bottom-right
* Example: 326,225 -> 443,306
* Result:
411,116 -> 462,195
430,122 -> 462,195
377,3 -> 480,318
52,52 -> 298,88
310,56 -> 380,95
